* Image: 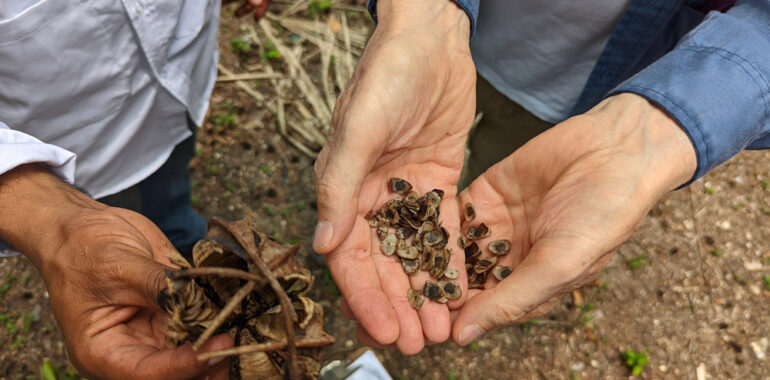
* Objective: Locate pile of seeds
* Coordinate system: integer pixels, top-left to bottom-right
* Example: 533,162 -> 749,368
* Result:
366,178 -> 462,310
459,203 -> 514,289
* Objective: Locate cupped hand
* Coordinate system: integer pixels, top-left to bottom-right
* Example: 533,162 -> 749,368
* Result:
42,206 -> 233,380
451,94 -> 697,345
313,1 -> 475,353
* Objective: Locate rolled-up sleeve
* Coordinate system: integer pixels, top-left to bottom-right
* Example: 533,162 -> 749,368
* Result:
367,0 -> 480,36
0,122 -> 76,182
609,0 -> 770,183
0,121 -> 77,257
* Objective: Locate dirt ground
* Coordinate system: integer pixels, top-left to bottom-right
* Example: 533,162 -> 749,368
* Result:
1,2 -> 769,379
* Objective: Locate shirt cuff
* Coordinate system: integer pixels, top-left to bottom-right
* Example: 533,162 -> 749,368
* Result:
608,11 -> 770,184
367,0 -> 479,37
0,122 -> 77,182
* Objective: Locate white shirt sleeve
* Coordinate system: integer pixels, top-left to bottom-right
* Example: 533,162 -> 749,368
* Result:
0,121 -> 77,257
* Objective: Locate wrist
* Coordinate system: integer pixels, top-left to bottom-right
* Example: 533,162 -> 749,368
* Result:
593,93 -> 697,195
0,164 -> 105,268
375,0 -> 470,43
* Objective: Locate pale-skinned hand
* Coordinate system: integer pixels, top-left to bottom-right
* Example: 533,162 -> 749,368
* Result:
451,94 -> 698,345
313,0 -> 475,354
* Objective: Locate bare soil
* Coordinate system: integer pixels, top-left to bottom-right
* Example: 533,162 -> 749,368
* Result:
2,2 -> 769,379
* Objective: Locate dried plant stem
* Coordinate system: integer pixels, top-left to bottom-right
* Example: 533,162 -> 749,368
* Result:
216,72 -> 284,82
196,338 -> 334,362
193,280 -> 257,350
211,217 -> 300,379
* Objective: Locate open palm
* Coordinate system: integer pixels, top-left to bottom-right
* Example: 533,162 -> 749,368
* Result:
313,19 -> 476,353
451,95 -> 697,344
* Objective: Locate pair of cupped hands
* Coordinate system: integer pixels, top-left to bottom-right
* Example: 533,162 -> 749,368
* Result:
0,1 -> 698,380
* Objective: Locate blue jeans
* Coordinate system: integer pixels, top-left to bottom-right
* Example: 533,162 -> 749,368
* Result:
98,133 -> 206,254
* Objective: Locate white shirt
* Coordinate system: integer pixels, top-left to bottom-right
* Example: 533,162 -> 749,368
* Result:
0,0 -> 220,256
471,0 -> 631,123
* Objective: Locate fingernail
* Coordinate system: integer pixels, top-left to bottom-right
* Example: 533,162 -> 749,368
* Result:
459,324 -> 484,346
313,221 -> 333,251
207,357 -> 225,366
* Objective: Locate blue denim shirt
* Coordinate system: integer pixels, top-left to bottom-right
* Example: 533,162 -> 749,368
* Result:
368,0 -> 770,183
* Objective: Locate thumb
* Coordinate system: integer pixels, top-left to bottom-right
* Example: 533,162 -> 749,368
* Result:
452,240 -> 588,345
312,115 -> 385,254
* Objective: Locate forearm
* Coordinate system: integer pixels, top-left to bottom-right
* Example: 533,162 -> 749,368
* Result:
0,164 -> 104,268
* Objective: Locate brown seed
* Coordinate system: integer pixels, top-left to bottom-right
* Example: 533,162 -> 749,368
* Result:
439,280 -> 462,300
397,246 -> 419,260
443,268 -> 460,279
436,296 -> 449,304
423,280 -> 443,301
426,191 -> 442,208
466,223 -> 491,240
408,288 -> 424,310
389,177 -> 412,195
464,242 -> 481,262
381,233 -> 397,256
402,259 -> 420,275
376,225 -> 388,241
395,227 -> 413,240
492,265 -> 513,280
469,281 -> 485,290
421,247 -> 435,271
423,230 -> 441,246
488,240 -> 512,256
457,235 -> 468,249
433,227 -> 449,249
474,257 -> 498,273
463,203 -> 476,223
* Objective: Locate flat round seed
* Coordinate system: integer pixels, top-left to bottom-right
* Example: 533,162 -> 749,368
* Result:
408,288 -> 424,310
473,257 -> 498,273
464,242 -> 481,262
397,245 -> 419,260
423,230 -> 441,246
381,233 -> 397,256
466,223 -> 491,240
443,268 -> 460,279
402,259 -> 420,275
463,203 -> 476,223
389,177 -> 412,195
457,235 -> 468,249
488,239 -> 512,256
423,281 -> 443,300
439,280 -> 462,300
492,265 -> 513,280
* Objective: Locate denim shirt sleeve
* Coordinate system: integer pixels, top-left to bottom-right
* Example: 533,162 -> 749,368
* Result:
608,0 -> 770,183
367,0 -> 480,36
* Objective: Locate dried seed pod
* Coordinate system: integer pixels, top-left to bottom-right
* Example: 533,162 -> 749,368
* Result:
466,223 -> 491,240
439,280 -> 462,300
443,268 -> 460,279
390,177 -> 412,195
423,281 -> 443,301
463,203 -> 476,223
408,288 -> 424,310
474,257 -> 498,273
492,265 -> 513,280
431,188 -> 445,198
419,221 -> 435,233
402,258 -> 420,275
381,233 -> 397,256
464,242 -> 481,262
488,239 -> 512,256
436,296 -> 449,304
397,246 -> 419,260
366,212 -> 379,227
457,235 -> 468,249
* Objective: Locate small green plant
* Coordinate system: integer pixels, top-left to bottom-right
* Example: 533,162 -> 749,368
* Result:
322,269 -> 340,295
41,359 -> 86,380
213,112 -> 235,127
710,249 -> 724,257
581,314 -> 594,326
520,318 -> 539,332
261,39 -> 281,60
763,275 -> 770,291
261,165 -> 272,175
309,0 -> 332,16
205,164 -> 220,175
0,274 -> 16,298
230,36 -> 252,55
10,336 -> 24,350
761,178 -> 770,191
469,340 -> 479,351
190,195 -> 201,207
732,203 -> 743,211
264,206 -> 275,216
621,349 -> 649,376
280,207 -> 292,216
295,201 -> 306,211
704,186 -> 714,194
579,302 -> 595,313
627,255 -> 647,270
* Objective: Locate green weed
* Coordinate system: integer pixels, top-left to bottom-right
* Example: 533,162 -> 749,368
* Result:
621,349 -> 649,376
